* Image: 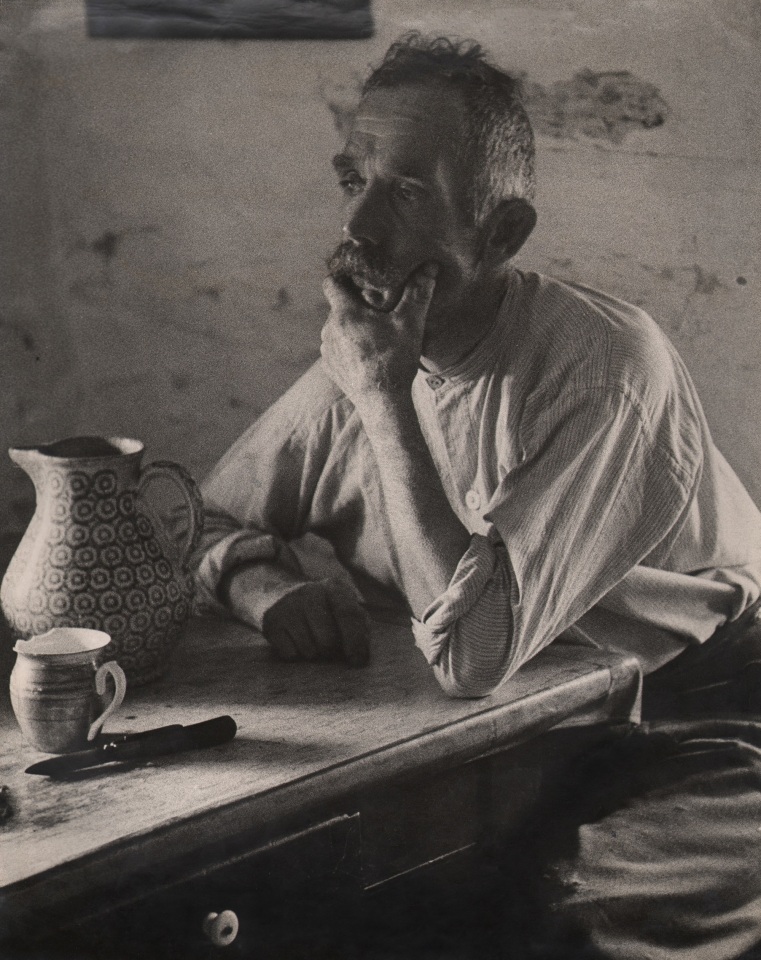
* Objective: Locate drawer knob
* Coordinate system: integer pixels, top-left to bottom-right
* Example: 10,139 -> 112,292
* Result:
203,909 -> 240,947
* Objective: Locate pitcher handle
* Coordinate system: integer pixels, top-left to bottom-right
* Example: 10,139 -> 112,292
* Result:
139,460 -> 204,569
88,661 -> 127,741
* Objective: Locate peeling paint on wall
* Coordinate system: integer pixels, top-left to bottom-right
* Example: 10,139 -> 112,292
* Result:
523,69 -> 669,143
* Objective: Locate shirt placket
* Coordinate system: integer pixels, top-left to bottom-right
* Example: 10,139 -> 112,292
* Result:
415,373 -> 487,534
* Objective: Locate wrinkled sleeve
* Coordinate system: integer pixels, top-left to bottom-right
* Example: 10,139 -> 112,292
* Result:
188,363 -> 341,626
412,385 -> 700,697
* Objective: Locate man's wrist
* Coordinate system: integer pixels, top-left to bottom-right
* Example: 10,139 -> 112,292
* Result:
352,388 -> 417,436
222,562 -> 307,632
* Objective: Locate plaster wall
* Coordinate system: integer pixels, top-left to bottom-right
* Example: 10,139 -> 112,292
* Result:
1,0 -> 760,553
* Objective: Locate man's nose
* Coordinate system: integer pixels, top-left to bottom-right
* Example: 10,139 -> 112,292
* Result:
343,184 -> 388,247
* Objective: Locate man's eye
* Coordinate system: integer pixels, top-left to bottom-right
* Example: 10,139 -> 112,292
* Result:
394,183 -> 419,203
339,174 -> 364,196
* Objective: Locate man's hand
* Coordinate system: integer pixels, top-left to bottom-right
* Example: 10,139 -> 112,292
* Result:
261,578 -> 370,668
320,263 -> 438,406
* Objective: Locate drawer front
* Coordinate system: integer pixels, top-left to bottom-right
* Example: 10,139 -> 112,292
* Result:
56,814 -> 363,960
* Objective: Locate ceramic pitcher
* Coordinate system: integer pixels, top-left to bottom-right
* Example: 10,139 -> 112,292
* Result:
1,436 -> 203,686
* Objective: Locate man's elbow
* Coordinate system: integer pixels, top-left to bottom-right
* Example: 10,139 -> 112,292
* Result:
432,654 -> 517,699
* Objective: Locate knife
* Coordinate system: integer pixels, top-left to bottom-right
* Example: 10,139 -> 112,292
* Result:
25,716 -> 238,777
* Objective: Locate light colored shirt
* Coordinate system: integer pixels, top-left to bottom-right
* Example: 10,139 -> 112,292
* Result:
192,270 -> 761,694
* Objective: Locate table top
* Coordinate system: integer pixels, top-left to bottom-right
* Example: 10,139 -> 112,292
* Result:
0,614 -> 641,932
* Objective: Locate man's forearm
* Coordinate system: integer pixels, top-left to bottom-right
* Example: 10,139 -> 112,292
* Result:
357,393 -> 471,618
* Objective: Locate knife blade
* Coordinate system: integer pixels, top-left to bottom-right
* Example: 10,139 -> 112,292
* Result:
25,716 -> 238,777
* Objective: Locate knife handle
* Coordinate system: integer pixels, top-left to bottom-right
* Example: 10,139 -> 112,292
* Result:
103,724 -> 184,746
183,716 -> 238,748
111,715 -> 238,762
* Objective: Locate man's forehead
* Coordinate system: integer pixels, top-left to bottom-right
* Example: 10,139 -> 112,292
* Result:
347,85 -> 464,147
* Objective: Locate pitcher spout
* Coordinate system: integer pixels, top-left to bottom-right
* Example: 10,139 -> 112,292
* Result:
8,445 -> 45,476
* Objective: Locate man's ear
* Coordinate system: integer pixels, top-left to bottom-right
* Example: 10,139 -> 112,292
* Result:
481,198 -> 537,262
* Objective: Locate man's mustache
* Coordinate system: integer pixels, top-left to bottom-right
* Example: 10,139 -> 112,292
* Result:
326,242 -> 404,290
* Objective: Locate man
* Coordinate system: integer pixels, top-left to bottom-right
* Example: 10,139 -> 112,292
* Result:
193,33 -> 761,959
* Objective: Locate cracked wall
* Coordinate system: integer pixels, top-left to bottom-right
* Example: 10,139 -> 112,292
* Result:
1,0 -> 759,563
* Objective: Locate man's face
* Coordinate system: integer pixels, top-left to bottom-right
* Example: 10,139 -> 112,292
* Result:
328,84 -> 482,318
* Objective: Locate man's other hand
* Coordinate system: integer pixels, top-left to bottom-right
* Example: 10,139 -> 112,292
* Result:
261,578 -> 370,668
320,262 -> 438,405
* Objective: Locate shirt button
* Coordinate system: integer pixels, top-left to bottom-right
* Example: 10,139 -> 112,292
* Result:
427,375 -> 445,390
465,490 -> 481,511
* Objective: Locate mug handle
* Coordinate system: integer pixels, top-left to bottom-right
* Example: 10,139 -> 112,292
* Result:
139,460 -> 204,569
88,661 -> 127,741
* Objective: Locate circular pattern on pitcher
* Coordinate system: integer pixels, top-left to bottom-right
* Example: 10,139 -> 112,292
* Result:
104,613 -> 127,635
154,607 -> 171,630
50,545 -> 73,569
113,566 -> 135,589
93,471 -> 117,496
66,523 -> 90,548
136,514 -> 152,538
52,501 -> 70,522
98,590 -> 123,615
72,500 -> 95,524
95,498 -> 119,523
73,593 -> 97,616
43,568 -> 65,591
137,564 -> 156,586
90,568 -> 112,590
125,590 -> 148,612
74,546 -> 98,569
148,584 -> 166,607
126,544 -> 146,565
68,472 -> 91,498
49,593 -> 72,616
65,568 -> 89,591
49,524 -> 67,546
101,545 -> 124,568
117,519 -> 138,544
129,610 -> 152,633
28,590 -> 47,616
145,539 -> 162,561
48,471 -> 66,495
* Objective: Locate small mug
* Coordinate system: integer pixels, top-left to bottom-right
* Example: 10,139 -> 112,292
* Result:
10,628 -> 127,754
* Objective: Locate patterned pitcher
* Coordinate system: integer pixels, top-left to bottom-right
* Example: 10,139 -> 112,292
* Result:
1,436 -> 203,686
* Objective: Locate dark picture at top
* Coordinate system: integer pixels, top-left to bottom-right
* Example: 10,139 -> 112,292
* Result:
85,0 -> 373,39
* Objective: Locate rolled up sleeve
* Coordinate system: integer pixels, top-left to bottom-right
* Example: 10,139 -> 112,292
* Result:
193,524 -> 305,621
411,532 -> 513,698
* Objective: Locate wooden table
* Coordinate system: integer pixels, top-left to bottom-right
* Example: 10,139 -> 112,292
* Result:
0,614 -> 641,958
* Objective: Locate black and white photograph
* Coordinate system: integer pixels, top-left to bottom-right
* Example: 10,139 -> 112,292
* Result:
1,1 -> 760,958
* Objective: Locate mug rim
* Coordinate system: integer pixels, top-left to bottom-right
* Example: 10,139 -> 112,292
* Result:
14,627 -> 112,657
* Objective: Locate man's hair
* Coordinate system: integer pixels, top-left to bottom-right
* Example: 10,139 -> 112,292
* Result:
362,33 -> 536,225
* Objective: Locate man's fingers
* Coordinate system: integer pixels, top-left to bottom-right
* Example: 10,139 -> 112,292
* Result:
325,580 -> 370,667
291,617 -> 326,660
307,591 -> 344,659
267,628 -> 299,662
392,262 -> 438,320
263,579 -> 366,665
